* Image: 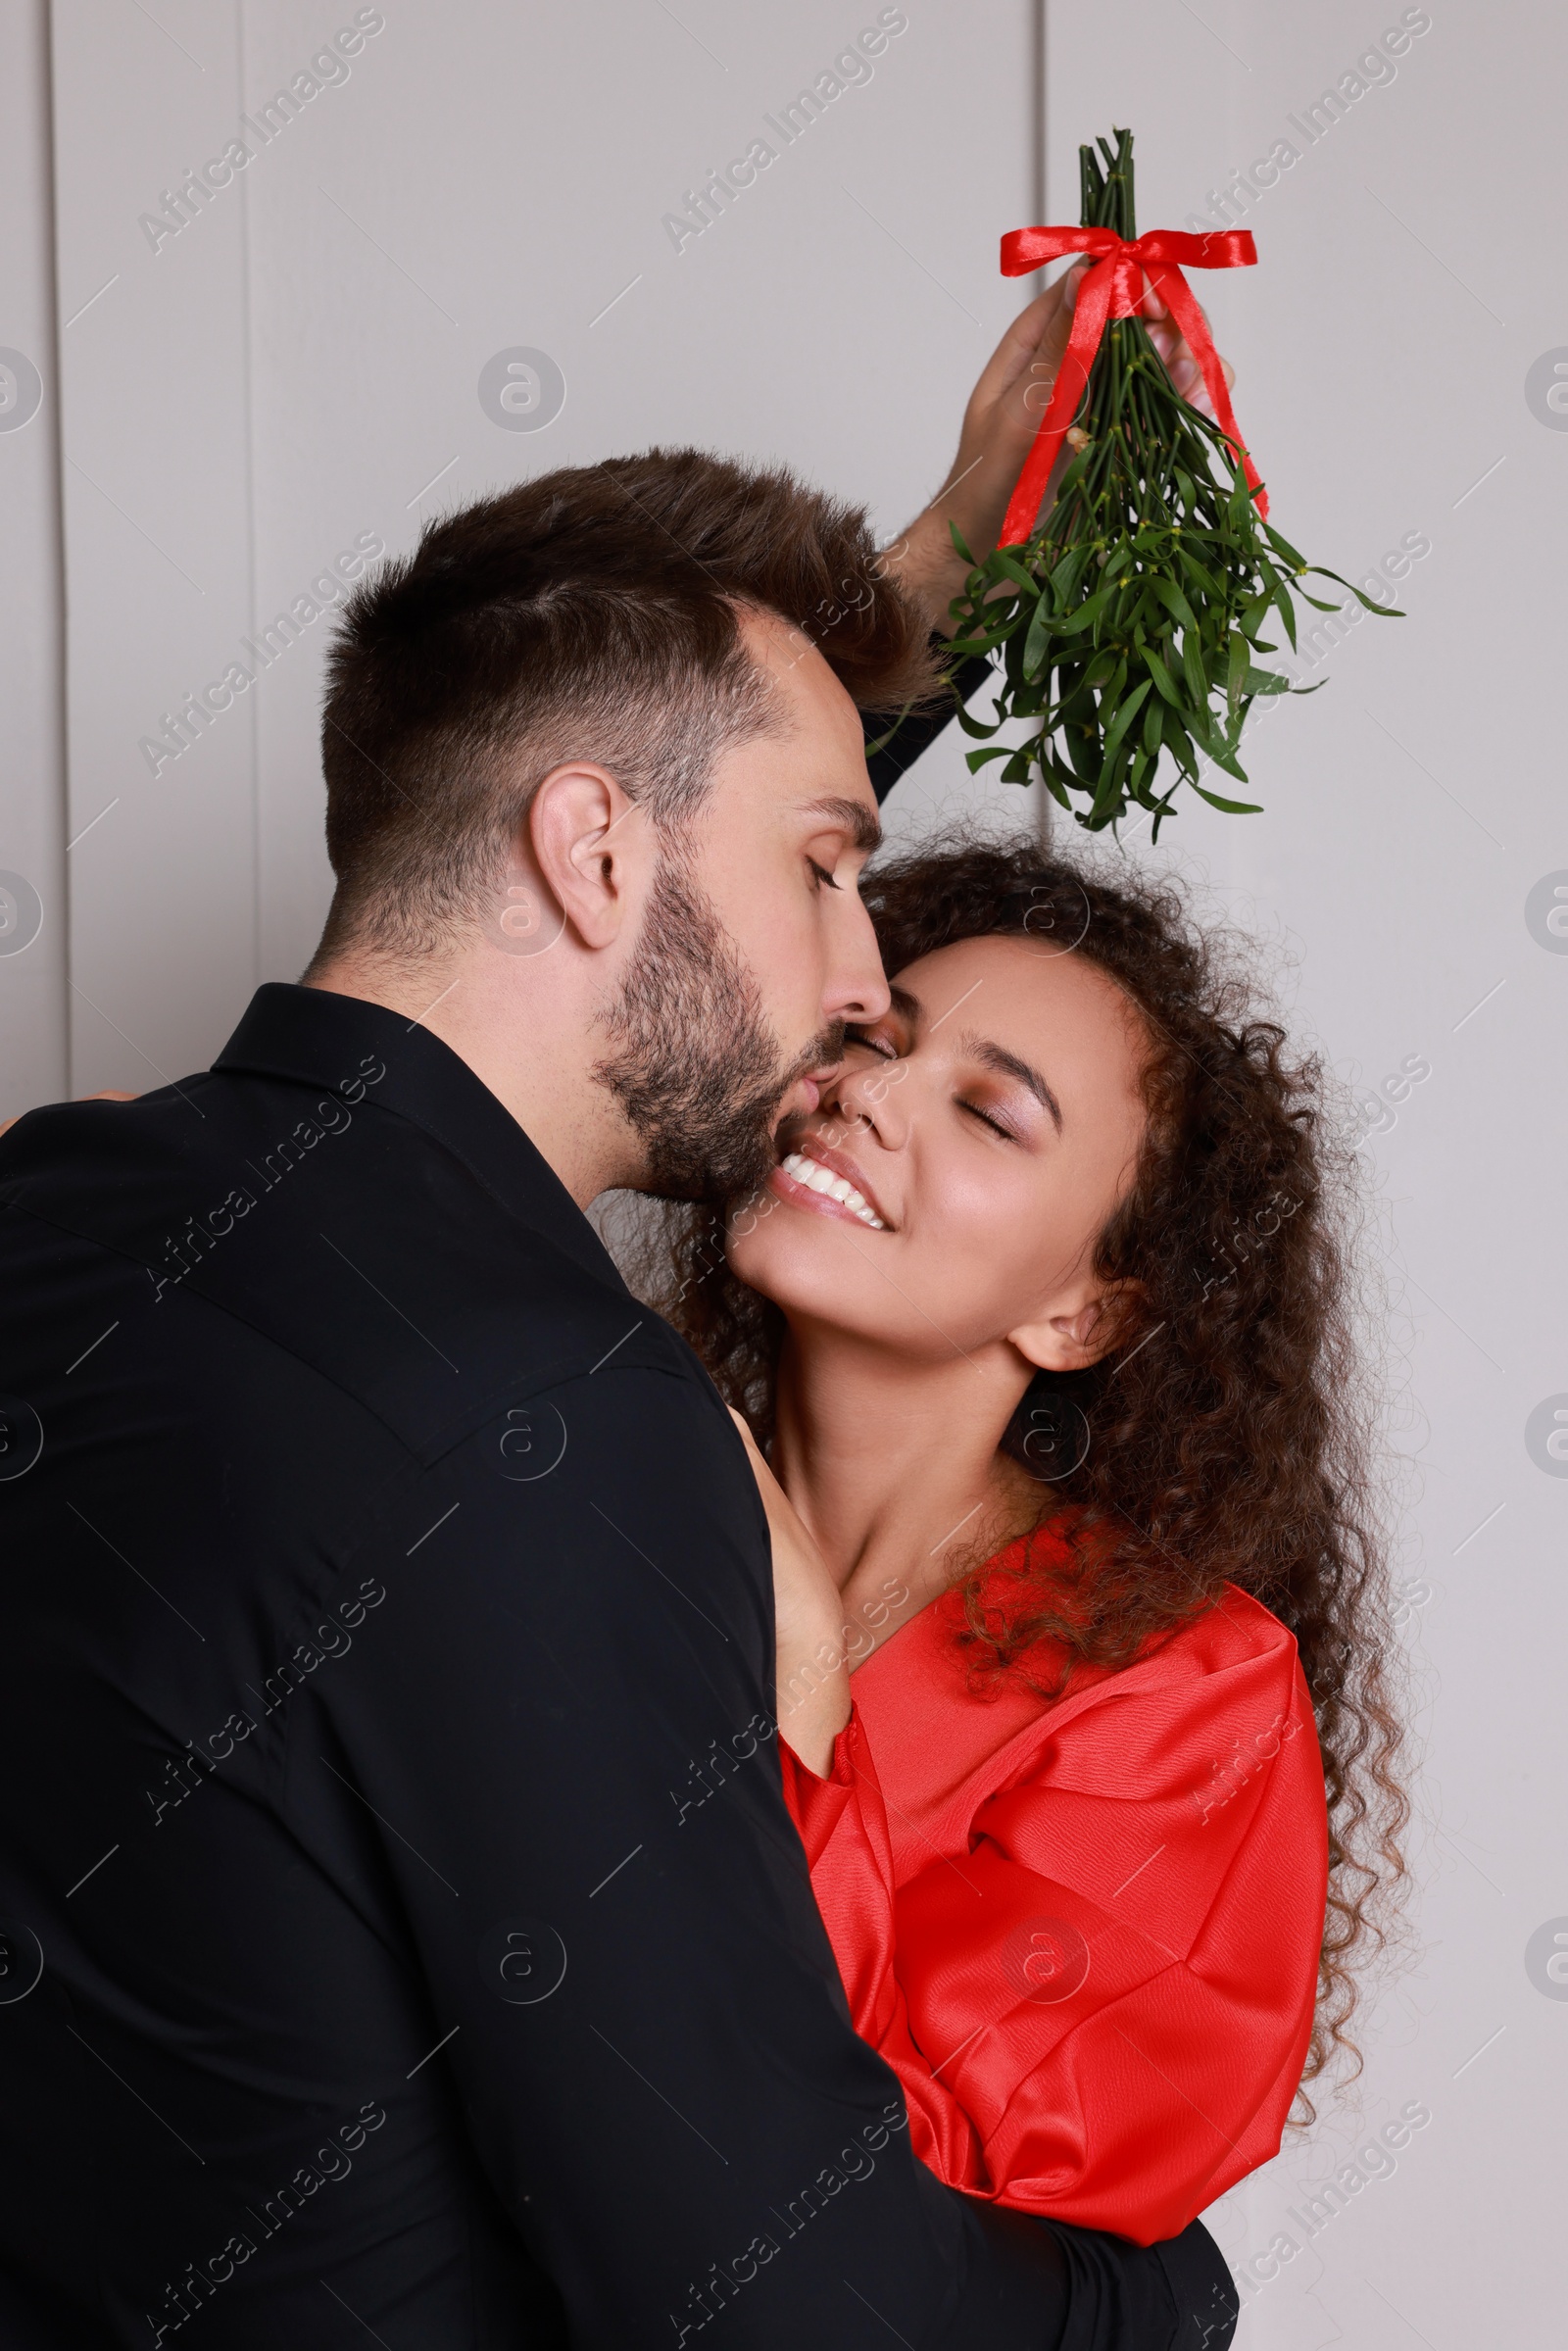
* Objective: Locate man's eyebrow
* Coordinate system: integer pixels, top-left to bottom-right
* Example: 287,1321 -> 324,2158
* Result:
957,1029 -> 1064,1134
799,795 -> 882,854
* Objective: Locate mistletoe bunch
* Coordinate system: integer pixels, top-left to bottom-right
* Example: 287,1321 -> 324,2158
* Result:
951,128 -> 1398,834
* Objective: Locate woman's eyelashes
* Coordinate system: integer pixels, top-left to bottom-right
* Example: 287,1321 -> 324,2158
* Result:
844,1027 -> 1029,1140
957,1097 -> 1017,1141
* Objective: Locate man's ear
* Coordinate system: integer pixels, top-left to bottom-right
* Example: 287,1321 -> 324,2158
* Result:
527,762 -> 649,952
1007,1282 -> 1141,1376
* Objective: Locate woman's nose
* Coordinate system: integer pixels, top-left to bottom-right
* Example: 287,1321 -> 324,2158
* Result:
821,1058 -> 909,1150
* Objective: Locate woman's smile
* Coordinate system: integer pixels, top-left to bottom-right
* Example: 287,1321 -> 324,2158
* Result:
735,933 -> 1149,1371
770,1136 -> 891,1229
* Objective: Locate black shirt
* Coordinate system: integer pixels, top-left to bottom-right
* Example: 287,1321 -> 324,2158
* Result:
0,987 -> 1230,2348
863,647 -> 997,806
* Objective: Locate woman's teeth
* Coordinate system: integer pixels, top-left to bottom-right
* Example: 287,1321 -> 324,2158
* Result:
780,1151 -> 885,1229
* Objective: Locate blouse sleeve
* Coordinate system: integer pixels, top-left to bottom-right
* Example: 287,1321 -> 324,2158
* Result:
780,1610 -> 1327,2247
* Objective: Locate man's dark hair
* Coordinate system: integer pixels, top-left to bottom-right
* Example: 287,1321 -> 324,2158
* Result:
312,447 -> 938,961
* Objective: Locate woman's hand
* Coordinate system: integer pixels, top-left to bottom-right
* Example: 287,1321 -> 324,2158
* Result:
726,1408 -> 851,1776
880,266 -> 1236,633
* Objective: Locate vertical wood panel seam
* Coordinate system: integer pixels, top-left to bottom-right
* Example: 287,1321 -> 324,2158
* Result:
236,0 -> 262,991
1030,0 -> 1047,229
41,0 -> 73,1091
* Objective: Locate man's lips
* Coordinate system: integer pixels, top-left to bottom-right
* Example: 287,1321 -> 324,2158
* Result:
773,1074 -> 822,1127
767,1135 -> 892,1231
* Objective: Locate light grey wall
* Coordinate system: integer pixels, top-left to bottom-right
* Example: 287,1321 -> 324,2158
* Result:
0,1 -> 68,1112
3,1 -> 1560,2338
1043,5 -> 1563,2344
21,0 -> 1040,1106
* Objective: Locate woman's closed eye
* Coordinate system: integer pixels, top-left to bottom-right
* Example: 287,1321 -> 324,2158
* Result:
957,1097 -> 1018,1141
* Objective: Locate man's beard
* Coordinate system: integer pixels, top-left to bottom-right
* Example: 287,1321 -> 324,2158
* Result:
594,851 -> 841,1205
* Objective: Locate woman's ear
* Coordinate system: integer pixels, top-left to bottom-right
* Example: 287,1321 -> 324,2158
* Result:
1007,1282 -> 1141,1375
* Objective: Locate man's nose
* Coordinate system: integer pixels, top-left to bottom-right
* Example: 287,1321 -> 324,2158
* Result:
821,889 -> 891,1028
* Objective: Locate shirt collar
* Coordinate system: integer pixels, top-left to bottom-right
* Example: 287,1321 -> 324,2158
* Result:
215,983 -> 626,1292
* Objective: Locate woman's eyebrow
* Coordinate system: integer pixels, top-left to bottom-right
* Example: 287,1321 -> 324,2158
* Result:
957,1030 -> 1063,1133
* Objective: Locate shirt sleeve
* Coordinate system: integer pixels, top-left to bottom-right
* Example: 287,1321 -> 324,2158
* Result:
781,1608 -> 1328,2247
862,639 -> 997,804
305,1353 -> 1194,2348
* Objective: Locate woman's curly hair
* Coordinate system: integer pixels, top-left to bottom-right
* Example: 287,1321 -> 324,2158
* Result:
640,833 -> 1409,2110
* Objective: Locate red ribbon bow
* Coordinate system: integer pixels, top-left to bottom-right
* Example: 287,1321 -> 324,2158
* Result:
999,224 -> 1265,547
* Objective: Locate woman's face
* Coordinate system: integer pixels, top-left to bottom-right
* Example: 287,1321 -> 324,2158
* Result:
727,932 -> 1149,1375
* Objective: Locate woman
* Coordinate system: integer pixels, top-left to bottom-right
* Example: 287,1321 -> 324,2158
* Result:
650,835 -> 1407,2250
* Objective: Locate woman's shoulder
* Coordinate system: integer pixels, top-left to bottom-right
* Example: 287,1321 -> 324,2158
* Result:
1151,1580 -> 1302,1678
954,1526 -> 1302,1714
963,1549 -> 1321,1840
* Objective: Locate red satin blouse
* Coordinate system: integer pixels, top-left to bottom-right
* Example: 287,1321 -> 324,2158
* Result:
781,1536 -> 1328,2247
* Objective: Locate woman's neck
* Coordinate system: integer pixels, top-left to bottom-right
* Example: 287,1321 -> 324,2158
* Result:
770,1321 -> 1037,1661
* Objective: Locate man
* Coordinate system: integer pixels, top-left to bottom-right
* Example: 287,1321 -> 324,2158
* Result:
0,278 -> 1237,2346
